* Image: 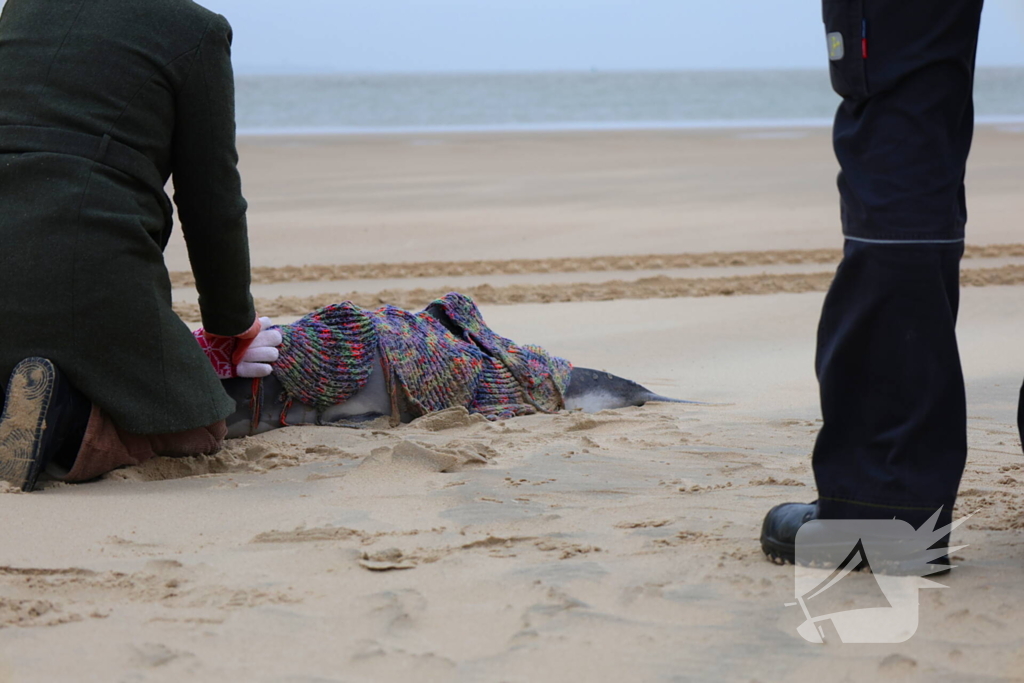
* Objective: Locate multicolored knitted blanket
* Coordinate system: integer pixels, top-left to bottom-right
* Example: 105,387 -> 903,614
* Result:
272,293 -> 571,420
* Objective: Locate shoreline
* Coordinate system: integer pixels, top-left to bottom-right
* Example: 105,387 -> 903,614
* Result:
236,115 -> 1024,138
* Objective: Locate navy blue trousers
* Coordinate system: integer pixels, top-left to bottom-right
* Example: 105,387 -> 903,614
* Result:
813,0 -> 988,529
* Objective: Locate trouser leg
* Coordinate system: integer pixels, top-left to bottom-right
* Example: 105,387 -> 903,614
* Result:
814,241 -> 966,527
812,0 -> 983,529
1019,381 -> 1024,447
61,406 -> 226,482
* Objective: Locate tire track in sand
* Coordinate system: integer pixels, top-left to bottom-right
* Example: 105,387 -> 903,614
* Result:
169,243 -> 1024,289
172,262 -> 1024,322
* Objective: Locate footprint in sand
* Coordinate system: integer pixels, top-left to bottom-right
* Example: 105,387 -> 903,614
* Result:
130,643 -> 192,668
354,589 -> 428,633
878,654 -> 917,675
614,519 -> 672,529
749,476 -> 807,487
0,597 -> 81,629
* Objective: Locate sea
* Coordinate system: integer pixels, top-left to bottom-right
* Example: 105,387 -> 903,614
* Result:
235,68 -> 1024,136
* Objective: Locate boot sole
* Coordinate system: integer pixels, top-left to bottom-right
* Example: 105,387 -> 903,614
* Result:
0,358 -> 56,491
762,532 -> 952,575
761,535 -> 795,565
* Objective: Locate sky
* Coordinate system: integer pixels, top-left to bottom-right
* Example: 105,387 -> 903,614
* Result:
2,0 -> 1023,72
204,0 -> 1024,73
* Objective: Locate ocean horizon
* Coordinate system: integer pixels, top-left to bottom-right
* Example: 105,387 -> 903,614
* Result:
235,67 -> 1024,136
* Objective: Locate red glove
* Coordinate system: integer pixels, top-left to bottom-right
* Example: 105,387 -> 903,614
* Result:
193,317 -> 262,379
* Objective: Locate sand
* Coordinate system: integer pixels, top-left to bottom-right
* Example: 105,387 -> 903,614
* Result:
2,125 -> 1024,682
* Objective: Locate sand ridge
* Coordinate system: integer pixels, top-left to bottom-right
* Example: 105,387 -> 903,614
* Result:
170,243 -> 1024,288
174,261 -> 1024,321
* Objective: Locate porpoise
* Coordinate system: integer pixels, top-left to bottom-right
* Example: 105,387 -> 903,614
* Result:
223,362 -> 697,438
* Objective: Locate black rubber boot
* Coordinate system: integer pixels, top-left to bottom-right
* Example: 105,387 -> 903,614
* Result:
760,502 -> 819,565
760,501 -> 952,575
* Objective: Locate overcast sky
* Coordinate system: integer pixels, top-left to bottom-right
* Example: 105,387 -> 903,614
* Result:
3,0 -> 1024,72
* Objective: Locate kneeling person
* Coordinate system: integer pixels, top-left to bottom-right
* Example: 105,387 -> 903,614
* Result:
0,0 -> 259,490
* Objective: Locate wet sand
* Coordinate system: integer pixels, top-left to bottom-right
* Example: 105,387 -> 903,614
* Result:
165,125 -> 1024,271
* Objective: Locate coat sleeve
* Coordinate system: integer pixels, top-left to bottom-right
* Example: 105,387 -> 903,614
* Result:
171,14 -> 256,337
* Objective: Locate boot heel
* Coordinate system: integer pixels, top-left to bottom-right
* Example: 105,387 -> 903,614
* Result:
0,358 -> 56,491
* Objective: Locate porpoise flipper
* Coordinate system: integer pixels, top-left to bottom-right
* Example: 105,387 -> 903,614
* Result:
563,367 -> 701,413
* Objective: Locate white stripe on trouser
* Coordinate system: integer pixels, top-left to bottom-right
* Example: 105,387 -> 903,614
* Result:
845,236 -> 965,245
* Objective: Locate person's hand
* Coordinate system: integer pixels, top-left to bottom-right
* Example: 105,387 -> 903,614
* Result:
235,318 -> 282,378
194,317 -> 280,379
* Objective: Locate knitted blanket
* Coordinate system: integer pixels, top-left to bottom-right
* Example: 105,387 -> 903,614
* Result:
273,293 -> 571,420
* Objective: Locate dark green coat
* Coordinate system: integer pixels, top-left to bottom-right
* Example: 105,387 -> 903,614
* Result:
0,0 -> 255,434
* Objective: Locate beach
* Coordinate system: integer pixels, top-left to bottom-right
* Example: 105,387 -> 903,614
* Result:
3,125 -> 1024,681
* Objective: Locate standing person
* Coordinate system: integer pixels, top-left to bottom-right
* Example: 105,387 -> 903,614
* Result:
0,0 -> 261,491
760,0 -> 986,561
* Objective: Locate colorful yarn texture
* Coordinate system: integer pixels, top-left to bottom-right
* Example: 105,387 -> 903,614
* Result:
273,301 -> 377,412
272,293 -> 571,420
